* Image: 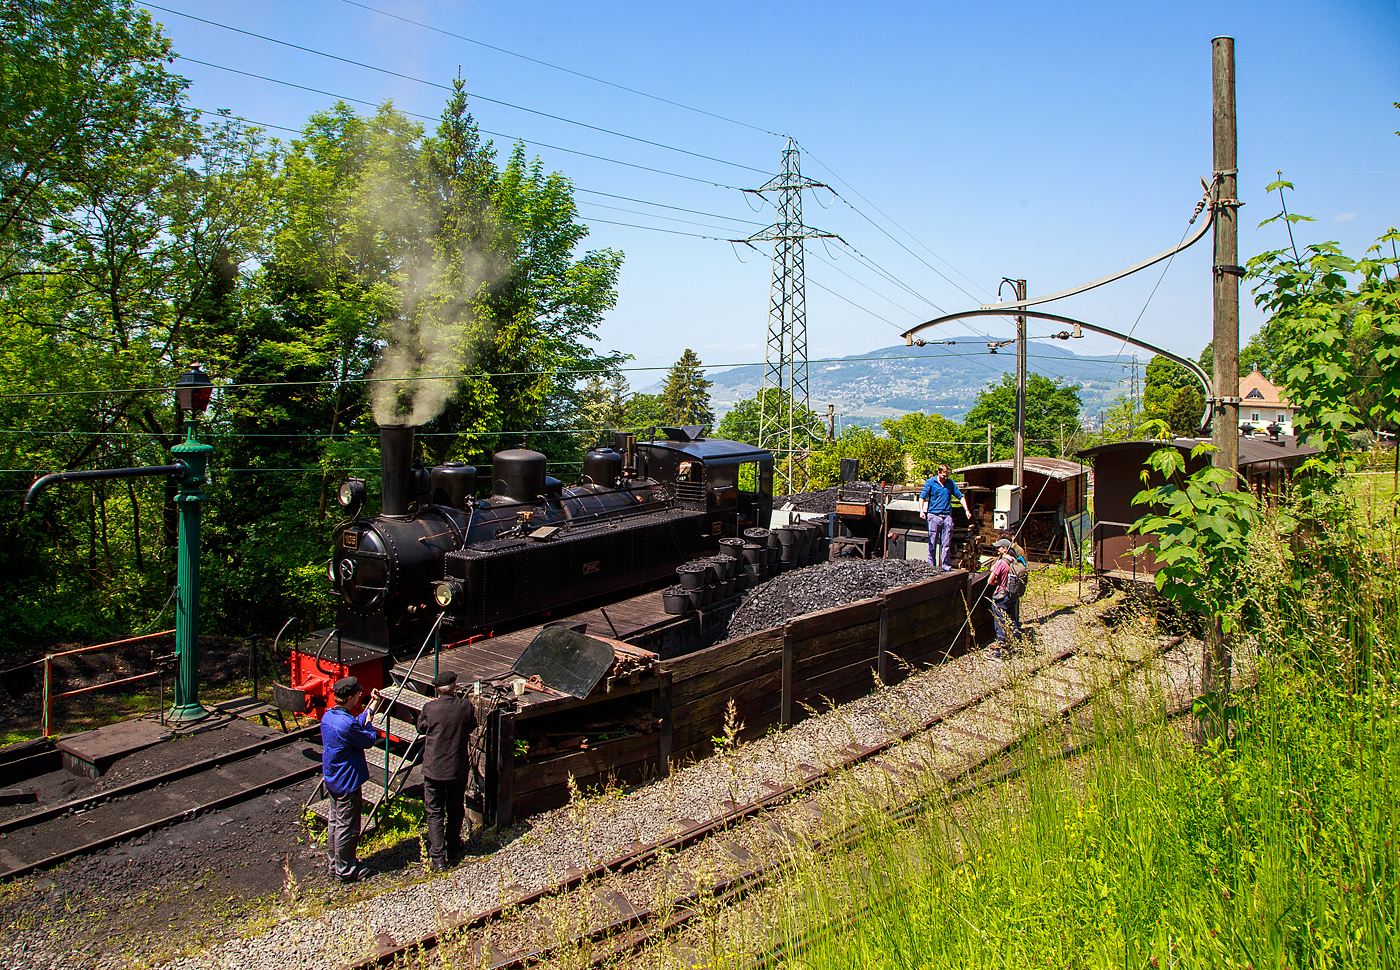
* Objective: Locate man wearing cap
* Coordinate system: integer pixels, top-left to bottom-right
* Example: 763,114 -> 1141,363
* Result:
320,676 -> 381,883
416,671 -> 478,871
918,464 -> 971,572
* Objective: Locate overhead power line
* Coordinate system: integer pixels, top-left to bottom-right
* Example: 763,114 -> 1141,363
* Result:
794,139 -> 993,302
178,57 -> 755,192
337,0 -> 784,140
145,3 -> 773,178
191,108 -> 767,230
0,349 -> 1131,402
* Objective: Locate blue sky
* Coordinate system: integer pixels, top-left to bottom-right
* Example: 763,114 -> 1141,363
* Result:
143,0 -> 1400,389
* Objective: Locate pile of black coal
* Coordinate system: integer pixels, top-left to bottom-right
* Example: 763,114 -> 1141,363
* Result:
715,558 -> 942,642
771,487 -> 840,514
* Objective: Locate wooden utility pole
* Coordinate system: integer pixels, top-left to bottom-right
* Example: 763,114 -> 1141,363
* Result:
826,404 -> 835,442
1014,278 -> 1027,488
1205,35 -> 1240,744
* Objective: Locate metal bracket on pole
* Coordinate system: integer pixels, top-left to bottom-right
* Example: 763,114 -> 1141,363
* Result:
1213,264 -> 1246,277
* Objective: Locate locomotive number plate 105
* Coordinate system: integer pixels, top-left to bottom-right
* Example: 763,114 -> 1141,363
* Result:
342,531 -> 359,550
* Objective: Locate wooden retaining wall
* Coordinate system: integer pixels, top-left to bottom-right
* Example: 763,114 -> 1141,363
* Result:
667,568 -> 993,767
488,568 -> 995,822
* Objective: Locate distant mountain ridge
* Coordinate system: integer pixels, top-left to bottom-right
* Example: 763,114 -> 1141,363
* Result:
701,339 -> 1142,425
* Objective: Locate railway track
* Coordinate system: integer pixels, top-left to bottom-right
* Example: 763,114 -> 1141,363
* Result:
0,725 -> 321,882
352,633 -> 1197,970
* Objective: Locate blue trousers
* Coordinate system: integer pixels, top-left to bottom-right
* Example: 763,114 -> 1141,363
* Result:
926,513 -> 954,571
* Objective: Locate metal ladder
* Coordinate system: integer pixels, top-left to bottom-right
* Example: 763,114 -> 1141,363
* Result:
307,688 -> 428,836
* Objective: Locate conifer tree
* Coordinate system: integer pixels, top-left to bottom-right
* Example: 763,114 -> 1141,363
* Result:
659,349 -> 714,427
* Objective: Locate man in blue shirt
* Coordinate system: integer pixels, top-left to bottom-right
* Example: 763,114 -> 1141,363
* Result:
918,464 -> 971,572
321,676 -> 381,883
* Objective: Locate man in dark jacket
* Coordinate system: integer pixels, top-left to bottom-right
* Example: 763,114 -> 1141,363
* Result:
320,676 -> 380,883
416,670 -> 478,871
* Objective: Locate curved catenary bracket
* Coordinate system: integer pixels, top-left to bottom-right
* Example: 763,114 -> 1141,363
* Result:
900,308 -> 1213,432
976,204 -> 1215,313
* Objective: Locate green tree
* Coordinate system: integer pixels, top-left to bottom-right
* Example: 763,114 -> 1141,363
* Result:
1165,385 -> 1206,437
808,426 -> 906,488
715,388 -> 820,447
658,349 -> 713,427
0,1 -> 276,644
577,372 -> 630,447
1142,356 -> 1200,424
1247,181 -> 1400,476
882,411 -> 970,475
623,392 -> 671,431
962,373 -> 1083,461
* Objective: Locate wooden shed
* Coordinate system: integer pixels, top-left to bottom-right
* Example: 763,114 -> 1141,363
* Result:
1075,434 -> 1318,583
953,457 -> 1090,562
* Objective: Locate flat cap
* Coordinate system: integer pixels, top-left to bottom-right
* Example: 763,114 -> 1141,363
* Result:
993,539 -> 1011,550
333,676 -> 360,698
432,670 -> 458,688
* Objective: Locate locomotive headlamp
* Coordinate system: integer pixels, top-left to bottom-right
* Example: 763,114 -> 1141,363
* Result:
433,580 -> 462,608
336,478 -> 367,514
175,364 -> 214,415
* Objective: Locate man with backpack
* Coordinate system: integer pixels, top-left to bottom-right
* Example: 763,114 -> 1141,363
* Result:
989,539 -> 1027,654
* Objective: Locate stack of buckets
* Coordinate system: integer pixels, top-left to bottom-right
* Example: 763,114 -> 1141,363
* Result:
661,517 -> 831,615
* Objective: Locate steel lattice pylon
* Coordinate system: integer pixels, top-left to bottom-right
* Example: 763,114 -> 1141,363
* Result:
738,140 -> 838,493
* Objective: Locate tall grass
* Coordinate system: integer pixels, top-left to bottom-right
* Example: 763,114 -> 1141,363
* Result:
750,489 -> 1399,969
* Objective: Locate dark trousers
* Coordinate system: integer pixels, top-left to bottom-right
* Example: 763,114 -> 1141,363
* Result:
327,789 -> 362,878
423,777 -> 468,864
992,594 -> 1022,644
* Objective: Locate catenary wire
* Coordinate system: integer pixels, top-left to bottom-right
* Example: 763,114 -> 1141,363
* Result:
145,3 -> 774,178
576,203 -> 761,233
336,0 -> 784,139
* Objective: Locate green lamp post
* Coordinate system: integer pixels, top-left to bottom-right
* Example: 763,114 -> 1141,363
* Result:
168,365 -> 215,725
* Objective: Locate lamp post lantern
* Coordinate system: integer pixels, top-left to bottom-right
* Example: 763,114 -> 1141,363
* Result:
168,365 -> 214,725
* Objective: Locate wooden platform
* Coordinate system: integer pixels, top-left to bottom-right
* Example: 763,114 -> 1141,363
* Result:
55,719 -> 172,778
393,587 -> 688,690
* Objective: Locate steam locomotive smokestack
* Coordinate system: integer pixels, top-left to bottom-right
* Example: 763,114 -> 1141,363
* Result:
379,424 -> 415,516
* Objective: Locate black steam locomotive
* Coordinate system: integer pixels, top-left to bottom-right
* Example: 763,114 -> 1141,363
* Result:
282,424 -> 774,716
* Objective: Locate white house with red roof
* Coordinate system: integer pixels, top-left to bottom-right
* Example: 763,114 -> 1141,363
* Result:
1239,366 -> 1294,435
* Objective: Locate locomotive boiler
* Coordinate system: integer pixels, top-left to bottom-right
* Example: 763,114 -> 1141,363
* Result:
279,423 -> 774,717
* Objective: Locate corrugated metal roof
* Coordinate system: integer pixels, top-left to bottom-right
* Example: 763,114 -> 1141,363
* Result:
953,456 -> 1087,481
1075,434 -> 1319,467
